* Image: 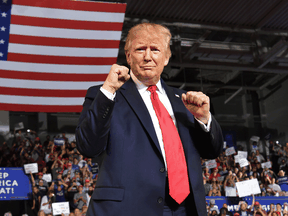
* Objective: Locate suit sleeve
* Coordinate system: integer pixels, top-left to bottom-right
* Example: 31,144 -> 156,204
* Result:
75,86 -> 115,158
192,114 -> 223,159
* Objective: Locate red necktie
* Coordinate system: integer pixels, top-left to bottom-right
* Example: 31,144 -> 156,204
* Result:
147,85 -> 190,204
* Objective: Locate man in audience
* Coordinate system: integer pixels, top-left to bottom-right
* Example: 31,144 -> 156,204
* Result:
208,199 -> 220,215
277,170 -> 288,192
74,185 -> 87,211
253,201 -> 267,216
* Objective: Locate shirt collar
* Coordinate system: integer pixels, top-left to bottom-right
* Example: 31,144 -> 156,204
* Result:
130,71 -> 164,95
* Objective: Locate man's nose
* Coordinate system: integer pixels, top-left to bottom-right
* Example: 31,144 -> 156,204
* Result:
144,49 -> 152,61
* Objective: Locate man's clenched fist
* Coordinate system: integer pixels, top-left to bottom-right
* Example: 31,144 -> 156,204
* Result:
102,64 -> 130,94
182,91 -> 210,124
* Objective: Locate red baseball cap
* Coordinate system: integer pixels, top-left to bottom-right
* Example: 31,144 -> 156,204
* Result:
67,163 -> 72,166
234,213 -> 240,216
255,201 -> 260,205
85,179 -> 90,183
37,172 -> 43,176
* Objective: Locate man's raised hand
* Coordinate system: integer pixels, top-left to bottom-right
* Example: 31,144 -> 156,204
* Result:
102,64 -> 130,94
182,91 -> 210,124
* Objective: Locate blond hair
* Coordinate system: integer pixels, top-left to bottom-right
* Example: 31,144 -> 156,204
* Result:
124,23 -> 172,58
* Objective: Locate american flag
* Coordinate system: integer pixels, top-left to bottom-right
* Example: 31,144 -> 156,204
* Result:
0,0 -> 126,112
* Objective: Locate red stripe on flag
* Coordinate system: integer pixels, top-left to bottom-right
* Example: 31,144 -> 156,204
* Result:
0,70 -> 107,81
8,54 -> 117,65
0,87 -> 87,97
11,15 -> 124,31
9,35 -> 120,48
0,103 -> 83,112
13,0 -> 127,13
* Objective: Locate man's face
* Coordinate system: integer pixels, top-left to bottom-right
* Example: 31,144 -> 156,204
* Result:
126,29 -> 169,85
240,203 -> 247,211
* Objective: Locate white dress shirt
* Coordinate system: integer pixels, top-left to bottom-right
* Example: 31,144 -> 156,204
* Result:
100,72 -> 211,168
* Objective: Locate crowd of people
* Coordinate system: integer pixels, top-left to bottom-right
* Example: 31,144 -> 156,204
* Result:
1,130 -> 99,216
204,140 -> 288,216
1,130 -> 288,216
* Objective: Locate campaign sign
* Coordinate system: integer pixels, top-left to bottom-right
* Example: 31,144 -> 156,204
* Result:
236,179 -> 261,198
52,202 -> 70,215
206,159 -> 217,169
0,167 -> 31,200
225,147 -> 236,156
237,151 -> 248,159
42,174 -> 52,183
261,161 -> 272,169
24,163 -> 38,174
54,138 -> 65,146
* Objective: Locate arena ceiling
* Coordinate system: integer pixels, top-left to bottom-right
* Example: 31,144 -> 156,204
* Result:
98,0 -> 288,99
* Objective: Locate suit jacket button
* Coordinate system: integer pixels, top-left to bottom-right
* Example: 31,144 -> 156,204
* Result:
157,197 -> 163,204
159,167 -> 165,173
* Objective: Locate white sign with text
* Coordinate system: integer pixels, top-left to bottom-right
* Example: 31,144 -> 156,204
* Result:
24,163 -> 38,174
236,179 -> 261,197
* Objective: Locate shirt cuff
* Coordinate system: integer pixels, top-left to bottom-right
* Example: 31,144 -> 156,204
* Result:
195,112 -> 212,132
100,87 -> 116,101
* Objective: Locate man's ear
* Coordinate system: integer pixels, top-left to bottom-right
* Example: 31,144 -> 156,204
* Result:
125,51 -> 131,65
164,56 -> 169,66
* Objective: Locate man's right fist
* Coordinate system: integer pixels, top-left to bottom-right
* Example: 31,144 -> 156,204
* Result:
102,64 -> 130,94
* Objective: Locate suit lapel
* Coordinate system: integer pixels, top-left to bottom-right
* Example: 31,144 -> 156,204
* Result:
118,79 -> 163,156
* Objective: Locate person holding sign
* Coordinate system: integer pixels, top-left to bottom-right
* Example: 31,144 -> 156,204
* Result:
76,22 -> 223,216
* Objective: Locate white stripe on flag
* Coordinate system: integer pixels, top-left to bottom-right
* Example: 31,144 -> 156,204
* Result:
8,44 -> 119,57
0,78 -> 102,90
0,95 -> 84,105
11,5 -> 125,22
0,61 -> 111,73
10,25 -> 122,40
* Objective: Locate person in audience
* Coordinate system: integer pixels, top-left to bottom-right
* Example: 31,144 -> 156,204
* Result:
252,201 -> 267,216
235,195 -> 255,216
74,185 -> 88,211
267,203 -> 275,215
50,180 -> 68,202
267,178 -> 282,196
208,199 -> 220,215
208,184 -> 221,196
39,190 -> 55,215
277,170 -> 288,192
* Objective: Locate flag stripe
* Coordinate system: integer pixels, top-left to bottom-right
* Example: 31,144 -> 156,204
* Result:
0,103 -> 83,112
13,0 -> 127,13
0,87 -> 87,97
10,15 -> 124,31
11,5 -> 125,22
0,0 -> 126,113
0,77 -> 102,90
10,24 -> 122,40
9,35 -> 121,48
8,53 -> 117,65
0,61 -> 112,73
0,95 -> 84,105
8,43 -> 119,57
0,70 -> 108,81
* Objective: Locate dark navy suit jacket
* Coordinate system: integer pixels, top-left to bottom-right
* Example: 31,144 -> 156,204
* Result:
76,78 -> 223,216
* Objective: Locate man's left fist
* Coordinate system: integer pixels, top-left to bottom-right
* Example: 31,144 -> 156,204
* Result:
182,91 -> 210,124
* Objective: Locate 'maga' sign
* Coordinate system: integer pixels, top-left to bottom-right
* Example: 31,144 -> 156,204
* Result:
0,167 -> 31,200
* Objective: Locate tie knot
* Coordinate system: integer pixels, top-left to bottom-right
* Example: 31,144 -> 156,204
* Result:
147,85 -> 157,93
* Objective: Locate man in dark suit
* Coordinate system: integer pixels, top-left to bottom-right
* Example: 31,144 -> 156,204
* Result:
76,23 -> 223,216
